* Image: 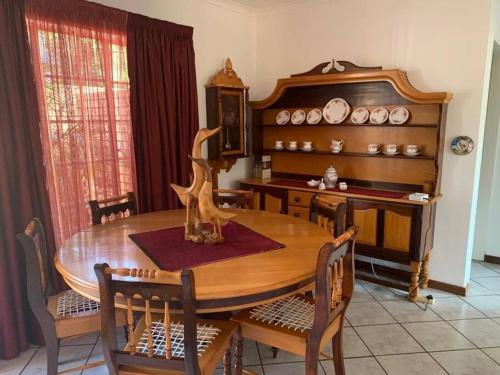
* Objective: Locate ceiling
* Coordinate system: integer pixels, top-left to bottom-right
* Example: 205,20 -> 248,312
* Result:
229,0 -> 316,10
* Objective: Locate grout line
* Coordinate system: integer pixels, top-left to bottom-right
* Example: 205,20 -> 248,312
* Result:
18,347 -> 39,375
254,340 -> 266,374
481,348 -> 500,367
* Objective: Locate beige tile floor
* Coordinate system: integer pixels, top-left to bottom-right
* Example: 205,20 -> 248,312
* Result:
2,260 -> 500,375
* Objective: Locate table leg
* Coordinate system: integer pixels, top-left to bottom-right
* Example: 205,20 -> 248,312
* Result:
409,260 -> 421,301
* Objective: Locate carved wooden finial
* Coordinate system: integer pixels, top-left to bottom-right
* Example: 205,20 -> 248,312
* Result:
291,59 -> 382,78
206,57 -> 247,89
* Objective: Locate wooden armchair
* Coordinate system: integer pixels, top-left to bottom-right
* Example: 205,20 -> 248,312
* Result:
16,218 -> 125,375
213,189 -> 254,209
89,192 -> 137,225
94,265 -> 240,375
231,227 -> 358,375
309,194 -> 346,238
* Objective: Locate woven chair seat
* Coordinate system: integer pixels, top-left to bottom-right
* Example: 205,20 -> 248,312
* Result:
249,295 -> 315,333
135,320 -> 221,358
55,289 -> 100,317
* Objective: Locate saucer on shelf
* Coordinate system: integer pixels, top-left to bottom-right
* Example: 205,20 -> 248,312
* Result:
301,147 -> 314,152
403,151 -> 420,156
367,150 -> 381,155
272,146 -> 284,151
382,151 -> 399,156
287,147 -> 298,151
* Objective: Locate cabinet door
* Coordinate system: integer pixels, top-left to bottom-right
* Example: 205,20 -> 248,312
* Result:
242,185 -> 287,214
347,198 -> 422,263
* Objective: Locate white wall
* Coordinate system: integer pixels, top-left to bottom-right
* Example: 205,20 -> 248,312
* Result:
92,0 -> 257,188
475,43 -> 500,259
255,0 -> 493,287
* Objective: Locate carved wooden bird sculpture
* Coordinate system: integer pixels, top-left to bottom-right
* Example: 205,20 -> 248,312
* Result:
192,157 -> 236,244
170,127 -> 221,240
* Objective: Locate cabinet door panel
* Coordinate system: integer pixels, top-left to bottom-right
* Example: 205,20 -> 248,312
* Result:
384,210 -> 411,252
353,208 -> 377,246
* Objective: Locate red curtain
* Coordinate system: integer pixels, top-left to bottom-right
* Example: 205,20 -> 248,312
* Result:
25,0 -> 135,245
127,13 -> 199,212
0,0 -> 57,359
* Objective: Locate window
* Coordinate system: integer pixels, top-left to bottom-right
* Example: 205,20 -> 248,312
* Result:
27,18 -> 135,244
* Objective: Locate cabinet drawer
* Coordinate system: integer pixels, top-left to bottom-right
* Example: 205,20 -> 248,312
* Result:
288,190 -> 313,208
288,206 -> 310,220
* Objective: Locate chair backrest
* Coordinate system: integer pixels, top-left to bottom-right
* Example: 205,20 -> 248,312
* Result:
89,192 -> 137,225
213,189 -> 254,209
16,218 -> 55,320
309,194 -> 346,237
307,227 -> 358,364
94,264 -> 201,375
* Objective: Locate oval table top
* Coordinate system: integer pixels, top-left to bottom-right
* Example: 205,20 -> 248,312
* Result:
55,209 -> 333,313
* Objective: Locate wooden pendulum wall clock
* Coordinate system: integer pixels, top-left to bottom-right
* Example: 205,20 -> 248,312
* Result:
205,58 -> 250,186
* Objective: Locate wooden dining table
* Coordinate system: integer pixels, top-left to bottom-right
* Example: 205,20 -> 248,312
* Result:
55,209 -> 333,313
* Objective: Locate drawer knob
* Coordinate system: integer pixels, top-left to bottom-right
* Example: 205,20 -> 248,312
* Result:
294,212 -> 300,217
294,197 -> 300,202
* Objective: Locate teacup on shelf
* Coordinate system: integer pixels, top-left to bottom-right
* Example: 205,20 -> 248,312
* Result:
302,141 -> 313,151
274,140 -> 284,150
288,140 -> 298,150
338,182 -> 348,191
405,144 -> 421,155
367,143 -> 381,154
384,144 -> 400,155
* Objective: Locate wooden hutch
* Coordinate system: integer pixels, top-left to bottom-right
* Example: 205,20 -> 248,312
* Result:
240,60 -> 452,300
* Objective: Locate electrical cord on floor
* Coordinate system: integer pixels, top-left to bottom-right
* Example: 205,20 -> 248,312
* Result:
369,257 -> 433,311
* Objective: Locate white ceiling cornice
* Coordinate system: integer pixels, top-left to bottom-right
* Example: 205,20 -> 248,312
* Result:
201,0 -> 333,18
201,0 -> 257,18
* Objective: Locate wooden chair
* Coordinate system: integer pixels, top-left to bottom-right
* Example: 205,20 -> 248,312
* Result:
16,218 -> 125,375
213,189 -> 254,209
231,227 -> 358,375
89,192 -> 137,225
309,194 -> 346,238
94,264 -> 240,375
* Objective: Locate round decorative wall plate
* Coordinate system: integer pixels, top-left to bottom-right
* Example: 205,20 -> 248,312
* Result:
323,98 -> 350,124
306,109 -> 322,124
291,109 -> 306,124
451,136 -> 474,155
276,110 -> 290,125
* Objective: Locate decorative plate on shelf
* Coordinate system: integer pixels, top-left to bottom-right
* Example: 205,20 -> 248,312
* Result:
369,107 -> 389,124
323,98 -> 350,124
291,110 -> 306,124
306,109 -> 322,124
451,136 -> 474,155
389,107 -> 410,124
276,110 -> 290,125
351,107 -> 370,124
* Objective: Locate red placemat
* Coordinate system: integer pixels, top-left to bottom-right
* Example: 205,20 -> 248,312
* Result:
271,179 -> 406,199
129,221 -> 285,271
